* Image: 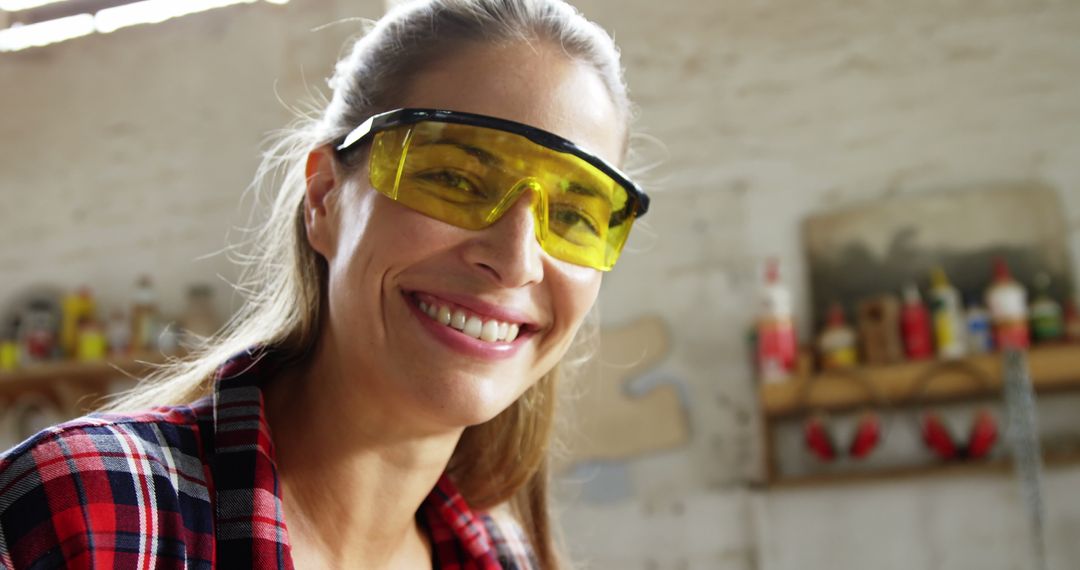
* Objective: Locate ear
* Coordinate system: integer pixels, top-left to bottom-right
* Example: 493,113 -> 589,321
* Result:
304,145 -> 340,257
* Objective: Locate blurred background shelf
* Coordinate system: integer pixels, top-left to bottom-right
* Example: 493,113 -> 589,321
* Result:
758,344 -> 1080,486
0,353 -> 174,448
760,344 -> 1080,419
0,351 -> 168,394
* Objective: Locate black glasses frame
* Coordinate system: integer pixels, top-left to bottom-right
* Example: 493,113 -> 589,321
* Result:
334,108 -> 650,219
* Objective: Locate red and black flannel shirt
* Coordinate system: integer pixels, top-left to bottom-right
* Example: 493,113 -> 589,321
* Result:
0,349 -> 538,569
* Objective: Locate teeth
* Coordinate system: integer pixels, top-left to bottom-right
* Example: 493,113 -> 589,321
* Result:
417,298 -> 523,344
451,309 -> 467,330
463,316 -> 483,338
480,320 -> 500,342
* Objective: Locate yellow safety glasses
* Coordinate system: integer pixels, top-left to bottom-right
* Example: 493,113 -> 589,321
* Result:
334,109 -> 649,271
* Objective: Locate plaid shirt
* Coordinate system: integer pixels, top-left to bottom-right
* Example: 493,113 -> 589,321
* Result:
0,349 -> 538,569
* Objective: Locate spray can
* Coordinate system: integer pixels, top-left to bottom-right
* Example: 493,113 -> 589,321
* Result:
901,284 -> 934,361
756,258 -> 798,383
986,258 -> 1029,350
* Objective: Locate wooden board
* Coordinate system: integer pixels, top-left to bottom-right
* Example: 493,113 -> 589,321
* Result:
760,344 -> 1080,418
558,315 -> 690,468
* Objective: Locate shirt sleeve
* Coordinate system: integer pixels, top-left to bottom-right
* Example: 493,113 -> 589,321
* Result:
0,419 -> 212,569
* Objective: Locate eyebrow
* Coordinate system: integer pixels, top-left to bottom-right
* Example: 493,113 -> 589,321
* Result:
426,138 -> 502,167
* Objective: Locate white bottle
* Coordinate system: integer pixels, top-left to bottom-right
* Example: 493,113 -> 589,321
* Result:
986,258 -> 1029,350
756,259 -> 798,383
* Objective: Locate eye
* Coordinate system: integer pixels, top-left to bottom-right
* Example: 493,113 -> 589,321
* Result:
412,169 -> 490,203
551,205 -> 602,239
417,170 -> 481,194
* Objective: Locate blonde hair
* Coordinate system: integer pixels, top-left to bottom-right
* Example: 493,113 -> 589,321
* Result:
105,1 -> 631,567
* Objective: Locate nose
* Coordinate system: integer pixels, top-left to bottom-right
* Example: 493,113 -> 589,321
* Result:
462,186 -> 545,288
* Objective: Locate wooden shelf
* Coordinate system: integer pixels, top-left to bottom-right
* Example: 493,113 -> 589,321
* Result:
760,344 -> 1080,419
0,352 -> 171,393
758,344 -> 1080,486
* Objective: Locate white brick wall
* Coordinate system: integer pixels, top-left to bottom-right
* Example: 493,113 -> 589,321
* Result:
2,0 -> 1079,568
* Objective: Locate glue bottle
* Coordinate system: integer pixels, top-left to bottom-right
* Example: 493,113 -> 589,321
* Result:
756,258 -> 798,383
929,267 -> 967,359
985,258 -> 1029,350
818,303 -> 857,370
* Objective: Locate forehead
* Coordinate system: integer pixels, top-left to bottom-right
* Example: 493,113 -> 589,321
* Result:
397,41 -> 625,167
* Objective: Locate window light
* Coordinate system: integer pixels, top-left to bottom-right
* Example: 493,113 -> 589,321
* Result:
0,0 -> 288,51
96,0 -> 261,34
0,0 -> 69,11
0,13 -> 93,51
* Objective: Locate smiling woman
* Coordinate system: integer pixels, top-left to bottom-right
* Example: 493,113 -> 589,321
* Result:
0,1 -> 648,568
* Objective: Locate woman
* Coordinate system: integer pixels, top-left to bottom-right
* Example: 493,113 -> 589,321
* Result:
0,0 -> 649,568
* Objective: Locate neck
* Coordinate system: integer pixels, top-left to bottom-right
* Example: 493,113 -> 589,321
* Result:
263,340 -> 464,568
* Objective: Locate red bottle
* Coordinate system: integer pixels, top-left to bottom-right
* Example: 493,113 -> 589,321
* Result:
901,284 -> 934,360
1066,298 -> 1080,343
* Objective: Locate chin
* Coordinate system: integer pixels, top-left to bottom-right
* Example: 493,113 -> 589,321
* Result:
414,372 -> 526,429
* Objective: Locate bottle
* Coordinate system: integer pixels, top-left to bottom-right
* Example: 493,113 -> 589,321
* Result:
130,275 -> 161,353
106,308 -> 132,356
1029,273 -> 1063,343
818,303 -> 858,370
76,321 -> 108,362
180,284 -> 221,344
60,291 -> 82,359
928,267 -> 966,359
985,258 -> 1029,350
901,284 -> 934,361
1065,297 -> 1080,343
965,297 -> 994,354
60,287 -> 96,359
0,338 -> 18,371
19,304 -> 57,363
756,258 -> 798,383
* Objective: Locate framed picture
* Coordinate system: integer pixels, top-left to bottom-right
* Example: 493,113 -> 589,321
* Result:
804,184 -> 1073,328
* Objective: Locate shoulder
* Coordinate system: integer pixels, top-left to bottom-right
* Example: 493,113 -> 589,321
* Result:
0,404 -> 213,569
479,507 -> 541,570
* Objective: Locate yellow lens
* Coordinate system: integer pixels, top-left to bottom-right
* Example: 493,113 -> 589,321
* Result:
368,122 -> 638,271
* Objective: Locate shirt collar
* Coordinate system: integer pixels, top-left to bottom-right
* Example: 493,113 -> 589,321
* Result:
208,348 -> 501,569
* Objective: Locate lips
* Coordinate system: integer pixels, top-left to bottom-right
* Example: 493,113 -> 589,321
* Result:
401,290 -> 539,360
406,290 -> 536,345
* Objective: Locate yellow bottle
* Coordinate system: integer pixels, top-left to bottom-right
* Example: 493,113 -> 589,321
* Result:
929,268 -> 966,359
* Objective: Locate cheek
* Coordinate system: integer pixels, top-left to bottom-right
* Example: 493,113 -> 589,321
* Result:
331,188 -> 441,273
552,265 -> 602,337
